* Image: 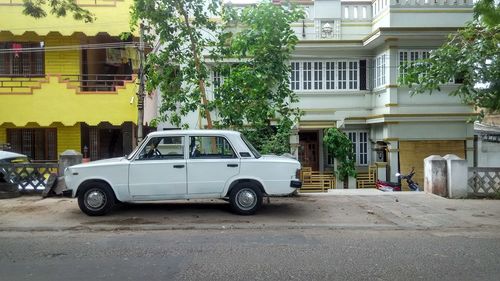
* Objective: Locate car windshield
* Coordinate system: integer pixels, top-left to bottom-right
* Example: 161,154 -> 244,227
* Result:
240,134 -> 261,159
127,138 -> 147,160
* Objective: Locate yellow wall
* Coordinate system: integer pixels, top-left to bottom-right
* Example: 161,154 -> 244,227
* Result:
0,33 -> 81,77
0,123 -> 81,158
57,123 -> 81,155
44,36 -> 81,75
0,0 -> 137,36
0,76 -> 138,126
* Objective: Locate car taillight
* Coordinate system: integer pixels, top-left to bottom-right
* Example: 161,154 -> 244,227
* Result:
295,168 -> 301,179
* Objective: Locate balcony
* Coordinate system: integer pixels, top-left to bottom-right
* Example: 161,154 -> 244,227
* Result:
373,0 -> 473,17
0,74 -> 134,94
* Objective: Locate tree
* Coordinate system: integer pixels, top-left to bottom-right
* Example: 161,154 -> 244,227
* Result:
401,0 -> 500,118
212,1 -> 304,154
132,0 -> 220,129
323,128 -> 356,182
21,0 -> 94,22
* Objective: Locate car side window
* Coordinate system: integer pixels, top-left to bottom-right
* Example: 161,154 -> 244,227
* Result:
137,136 -> 184,160
189,136 -> 236,159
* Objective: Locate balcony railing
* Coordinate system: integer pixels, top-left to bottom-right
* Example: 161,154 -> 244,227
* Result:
61,74 -> 134,92
373,0 -> 474,17
0,0 -> 122,7
0,74 -> 134,93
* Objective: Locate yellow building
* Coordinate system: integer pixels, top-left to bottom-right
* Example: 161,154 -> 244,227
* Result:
0,0 -> 140,160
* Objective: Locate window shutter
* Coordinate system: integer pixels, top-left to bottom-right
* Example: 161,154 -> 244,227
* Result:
360,60 -> 367,90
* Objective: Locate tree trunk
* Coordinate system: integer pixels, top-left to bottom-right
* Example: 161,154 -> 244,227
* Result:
179,4 -> 213,129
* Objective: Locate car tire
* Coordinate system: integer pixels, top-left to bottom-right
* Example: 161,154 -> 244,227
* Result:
229,183 -> 263,215
0,182 -> 20,199
77,182 -> 115,216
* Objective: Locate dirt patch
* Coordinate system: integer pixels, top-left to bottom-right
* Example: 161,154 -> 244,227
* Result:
0,205 -> 49,214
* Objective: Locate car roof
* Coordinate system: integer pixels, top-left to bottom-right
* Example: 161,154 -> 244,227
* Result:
147,129 -> 242,137
0,151 -> 28,160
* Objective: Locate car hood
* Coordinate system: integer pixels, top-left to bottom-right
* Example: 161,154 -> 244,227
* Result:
71,157 -> 127,168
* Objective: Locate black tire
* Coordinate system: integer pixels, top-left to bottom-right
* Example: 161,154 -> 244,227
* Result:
77,182 -> 115,216
229,183 -> 263,215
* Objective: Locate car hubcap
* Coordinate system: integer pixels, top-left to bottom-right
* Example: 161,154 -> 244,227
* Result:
236,188 -> 256,210
85,189 -> 106,210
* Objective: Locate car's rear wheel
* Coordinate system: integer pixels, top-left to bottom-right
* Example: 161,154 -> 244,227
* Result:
78,182 -> 115,216
229,183 -> 262,215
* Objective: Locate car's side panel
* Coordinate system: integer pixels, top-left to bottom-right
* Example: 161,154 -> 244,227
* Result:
67,162 -> 131,202
225,158 -> 300,196
128,159 -> 187,200
187,158 -> 240,196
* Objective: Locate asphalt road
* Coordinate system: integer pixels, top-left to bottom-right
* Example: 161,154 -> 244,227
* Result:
1,229 -> 499,281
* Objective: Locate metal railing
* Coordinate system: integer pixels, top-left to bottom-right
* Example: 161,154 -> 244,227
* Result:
60,74 -> 134,92
0,163 -> 59,192
468,167 -> 500,195
0,74 -> 134,93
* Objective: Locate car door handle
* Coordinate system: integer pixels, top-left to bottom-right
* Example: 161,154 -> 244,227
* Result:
173,165 -> 185,168
227,164 -> 238,167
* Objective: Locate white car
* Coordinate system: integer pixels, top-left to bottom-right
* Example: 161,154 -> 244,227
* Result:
64,130 -> 302,216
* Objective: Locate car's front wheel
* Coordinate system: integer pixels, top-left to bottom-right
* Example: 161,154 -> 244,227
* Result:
78,182 -> 115,216
229,183 -> 263,215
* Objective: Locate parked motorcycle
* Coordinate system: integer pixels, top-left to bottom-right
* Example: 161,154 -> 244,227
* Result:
376,168 -> 420,192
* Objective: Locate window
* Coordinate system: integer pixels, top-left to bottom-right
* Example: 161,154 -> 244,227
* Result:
344,7 -> 349,18
290,60 -> 361,91
290,62 -> 300,90
302,62 -> 312,90
326,62 -> 335,90
349,61 -> 358,89
7,128 -> 57,160
362,7 -> 367,18
314,62 -> 323,90
346,130 -> 370,166
337,61 -> 347,89
374,54 -> 386,88
399,50 -> 432,82
0,42 -> 44,76
138,136 -> 184,160
189,136 -> 236,159
353,7 -> 358,19
212,71 -> 223,89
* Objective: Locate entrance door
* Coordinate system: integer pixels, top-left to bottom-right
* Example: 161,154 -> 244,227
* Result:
299,131 -> 319,171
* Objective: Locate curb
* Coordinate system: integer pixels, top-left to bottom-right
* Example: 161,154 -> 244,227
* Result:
2,223 -> 497,233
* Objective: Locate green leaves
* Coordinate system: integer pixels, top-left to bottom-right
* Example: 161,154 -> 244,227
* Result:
212,2 -> 304,154
323,128 -> 356,180
22,0 -> 95,22
401,0 -> 500,117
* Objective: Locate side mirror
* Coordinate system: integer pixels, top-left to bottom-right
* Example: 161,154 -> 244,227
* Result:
395,173 -> 401,177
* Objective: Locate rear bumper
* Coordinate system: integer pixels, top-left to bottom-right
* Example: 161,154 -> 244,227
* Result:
290,180 -> 302,189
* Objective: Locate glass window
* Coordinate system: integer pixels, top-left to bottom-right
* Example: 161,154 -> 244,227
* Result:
290,62 -> 300,90
302,62 -> 312,90
7,128 -> 56,160
189,136 -> 236,159
0,42 -> 44,76
137,136 -> 184,160
346,130 -> 370,166
326,62 -> 334,90
314,62 -> 323,90
337,61 -> 347,90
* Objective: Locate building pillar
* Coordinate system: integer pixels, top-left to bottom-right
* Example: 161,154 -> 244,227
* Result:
387,140 -> 399,182
289,125 -> 299,160
424,155 -> 448,197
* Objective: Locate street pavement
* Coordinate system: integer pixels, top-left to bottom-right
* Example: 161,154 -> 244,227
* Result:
0,190 -> 499,233
1,190 -> 500,281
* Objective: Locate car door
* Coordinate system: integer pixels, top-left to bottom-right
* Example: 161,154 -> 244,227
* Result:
186,135 -> 240,196
128,135 -> 187,200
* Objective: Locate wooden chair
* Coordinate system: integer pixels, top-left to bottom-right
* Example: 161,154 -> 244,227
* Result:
357,164 -> 377,188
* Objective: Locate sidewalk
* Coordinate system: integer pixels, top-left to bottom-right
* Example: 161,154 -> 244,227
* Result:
0,190 -> 499,232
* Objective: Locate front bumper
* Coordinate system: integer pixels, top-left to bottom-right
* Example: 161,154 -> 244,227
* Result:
62,189 -> 73,198
290,180 -> 302,189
